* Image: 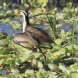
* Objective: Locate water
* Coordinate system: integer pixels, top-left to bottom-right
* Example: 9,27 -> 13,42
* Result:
0,23 -> 22,36
62,27 -> 72,31
61,23 -> 72,31
74,34 -> 78,40
0,24 -> 14,36
1,69 -> 8,75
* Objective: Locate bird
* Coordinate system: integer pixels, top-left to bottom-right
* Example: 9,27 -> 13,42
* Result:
14,10 -> 54,65
20,10 -> 53,44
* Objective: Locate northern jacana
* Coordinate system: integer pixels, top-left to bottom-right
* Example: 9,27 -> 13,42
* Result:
20,10 -> 53,44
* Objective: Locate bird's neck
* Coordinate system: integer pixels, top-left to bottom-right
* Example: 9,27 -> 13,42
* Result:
23,15 -> 27,33
26,10 -> 30,25
23,12 -> 30,33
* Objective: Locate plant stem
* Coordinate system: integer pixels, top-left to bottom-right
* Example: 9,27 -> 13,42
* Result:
46,14 -> 57,39
71,16 -> 76,44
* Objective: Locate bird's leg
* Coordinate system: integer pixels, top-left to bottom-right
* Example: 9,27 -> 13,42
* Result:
38,47 -> 46,65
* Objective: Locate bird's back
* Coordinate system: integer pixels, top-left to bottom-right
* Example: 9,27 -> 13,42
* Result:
26,26 -> 53,43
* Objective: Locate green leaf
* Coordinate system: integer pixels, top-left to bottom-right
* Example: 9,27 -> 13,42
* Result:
59,64 -> 70,74
37,61 -> 43,69
71,73 -> 78,78
70,63 -> 78,72
48,72 -> 57,78
66,2 -> 73,8
53,50 -> 65,59
65,45 -> 73,51
54,39 -> 62,45
25,70 -> 34,77
38,0 -> 48,7
48,64 -> 58,70
11,68 -> 19,74
56,12 -> 64,20
7,74 -> 16,78
36,69 -> 48,78
0,39 -> 9,46
73,45 -> 78,50
0,47 -> 9,55
5,10 -> 12,17
33,53 -> 41,58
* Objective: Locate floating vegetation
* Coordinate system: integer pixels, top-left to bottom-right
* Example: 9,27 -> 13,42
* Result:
0,1 -> 78,78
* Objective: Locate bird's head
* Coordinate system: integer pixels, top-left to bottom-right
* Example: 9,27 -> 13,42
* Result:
20,10 -> 27,17
20,10 -> 30,25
